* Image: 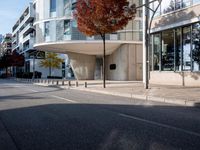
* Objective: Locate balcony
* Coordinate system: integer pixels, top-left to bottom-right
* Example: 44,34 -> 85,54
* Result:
20,23 -> 34,35
23,33 -> 35,44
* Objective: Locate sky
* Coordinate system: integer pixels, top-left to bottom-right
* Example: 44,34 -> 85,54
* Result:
0,0 -> 32,35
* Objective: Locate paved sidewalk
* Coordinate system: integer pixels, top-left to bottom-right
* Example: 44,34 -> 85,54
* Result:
33,80 -> 200,107
76,81 -> 200,107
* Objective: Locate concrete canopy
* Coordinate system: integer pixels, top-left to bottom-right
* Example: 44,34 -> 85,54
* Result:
34,40 -> 140,56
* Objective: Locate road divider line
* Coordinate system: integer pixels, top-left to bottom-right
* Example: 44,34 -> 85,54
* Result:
51,95 -> 78,103
119,113 -> 200,137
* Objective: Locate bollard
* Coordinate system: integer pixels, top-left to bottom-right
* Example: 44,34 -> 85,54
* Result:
62,80 -> 65,86
52,80 -> 54,85
76,81 -> 79,87
68,81 -> 71,87
85,82 -> 87,88
48,80 -> 50,84
56,80 -> 59,85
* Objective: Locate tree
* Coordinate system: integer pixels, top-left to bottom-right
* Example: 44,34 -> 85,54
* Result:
75,0 -> 136,88
40,52 -> 64,76
0,51 -> 24,77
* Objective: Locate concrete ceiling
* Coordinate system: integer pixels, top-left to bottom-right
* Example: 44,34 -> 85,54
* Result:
34,40 -> 139,56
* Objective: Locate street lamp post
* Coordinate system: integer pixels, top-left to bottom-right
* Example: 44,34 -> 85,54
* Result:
127,0 -> 161,89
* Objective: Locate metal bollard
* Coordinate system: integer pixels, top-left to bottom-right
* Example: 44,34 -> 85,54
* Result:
62,80 -> 65,86
76,81 -> 79,87
68,81 -> 71,87
48,80 -> 50,84
56,81 -> 59,85
85,82 -> 87,88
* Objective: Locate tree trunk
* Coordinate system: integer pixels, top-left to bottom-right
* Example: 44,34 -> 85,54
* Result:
6,67 -> 8,77
49,66 -> 52,76
102,34 -> 106,88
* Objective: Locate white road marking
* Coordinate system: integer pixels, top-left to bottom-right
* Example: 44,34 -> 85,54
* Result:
29,89 -> 39,92
51,95 -> 78,103
119,113 -> 200,137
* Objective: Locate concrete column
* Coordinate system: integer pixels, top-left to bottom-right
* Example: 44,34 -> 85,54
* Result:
68,52 -> 96,80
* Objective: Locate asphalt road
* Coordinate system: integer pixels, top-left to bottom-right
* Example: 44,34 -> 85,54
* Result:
0,79 -> 200,150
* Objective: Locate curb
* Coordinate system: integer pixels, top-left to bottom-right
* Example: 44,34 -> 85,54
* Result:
34,83 -> 199,107
75,88 -> 198,107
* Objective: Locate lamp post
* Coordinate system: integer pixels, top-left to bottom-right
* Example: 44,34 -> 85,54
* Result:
127,0 -> 162,89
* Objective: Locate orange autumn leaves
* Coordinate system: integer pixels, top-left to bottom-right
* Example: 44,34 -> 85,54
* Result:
74,0 -> 136,37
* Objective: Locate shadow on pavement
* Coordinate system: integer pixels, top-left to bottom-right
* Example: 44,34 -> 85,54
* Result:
0,103 -> 200,150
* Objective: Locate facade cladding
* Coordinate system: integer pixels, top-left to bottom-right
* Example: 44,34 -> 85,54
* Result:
34,0 -> 142,43
149,0 -> 200,86
34,0 -> 143,81
12,2 -> 68,78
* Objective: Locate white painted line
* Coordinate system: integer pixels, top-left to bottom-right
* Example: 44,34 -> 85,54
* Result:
29,89 -> 39,92
119,113 -> 200,137
51,95 -> 78,103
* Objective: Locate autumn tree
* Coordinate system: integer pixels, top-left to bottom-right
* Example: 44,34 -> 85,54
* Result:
0,51 -> 24,77
40,52 -> 64,77
75,0 -> 136,88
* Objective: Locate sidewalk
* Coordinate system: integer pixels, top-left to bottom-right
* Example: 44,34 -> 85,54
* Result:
33,79 -> 200,107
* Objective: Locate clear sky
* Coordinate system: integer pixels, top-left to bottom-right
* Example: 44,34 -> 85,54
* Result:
0,0 -> 32,35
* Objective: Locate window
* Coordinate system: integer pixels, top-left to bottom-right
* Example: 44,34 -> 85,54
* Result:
175,28 -> 182,71
50,0 -> 56,17
193,0 -> 200,4
192,23 -> 200,71
162,30 -> 175,71
183,26 -> 191,71
64,20 -> 71,40
161,0 -> 175,14
44,21 -> 50,42
182,0 -> 191,8
64,0 -> 71,15
153,34 -> 161,71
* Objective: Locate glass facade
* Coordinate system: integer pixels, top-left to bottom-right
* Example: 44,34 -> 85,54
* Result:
35,0 -> 142,45
151,22 -> 200,72
152,0 -> 200,16
50,0 -> 56,17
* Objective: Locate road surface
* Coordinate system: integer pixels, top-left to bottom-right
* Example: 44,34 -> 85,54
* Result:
0,79 -> 200,150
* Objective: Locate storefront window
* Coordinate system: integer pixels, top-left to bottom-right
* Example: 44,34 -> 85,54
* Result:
153,34 -> 161,71
192,23 -> 200,71
175,28 -> 182,71
162,30 -> 175,71
183,26 -> 191,71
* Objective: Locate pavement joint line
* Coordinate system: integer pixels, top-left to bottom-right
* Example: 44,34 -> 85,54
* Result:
51,95 -> 78,103
119,113 -> 200,138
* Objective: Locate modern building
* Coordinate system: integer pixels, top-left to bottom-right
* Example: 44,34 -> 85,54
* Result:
12,2 -> 68,78
1,34 -> 12,56
34,0 -> 143,81
148,0 -> 200,86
